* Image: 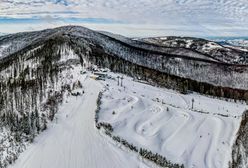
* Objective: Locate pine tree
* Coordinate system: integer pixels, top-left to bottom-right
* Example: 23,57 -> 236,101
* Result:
30,111 -> 35,130
35,109 -> 40,133
22,114 -> 30,135
41,113 -> 47,131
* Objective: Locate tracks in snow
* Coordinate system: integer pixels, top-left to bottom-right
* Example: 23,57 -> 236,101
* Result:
99,75 -> 244,168
10,79 -> 147,168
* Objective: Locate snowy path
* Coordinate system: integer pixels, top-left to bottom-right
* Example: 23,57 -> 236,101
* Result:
10,78 -> 146,168
99,73 -> 247,168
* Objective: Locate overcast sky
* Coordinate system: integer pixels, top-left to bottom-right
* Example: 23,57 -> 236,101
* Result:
0,0 -> 248,37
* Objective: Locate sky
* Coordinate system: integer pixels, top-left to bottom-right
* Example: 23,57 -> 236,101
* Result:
0,0 -> 248,37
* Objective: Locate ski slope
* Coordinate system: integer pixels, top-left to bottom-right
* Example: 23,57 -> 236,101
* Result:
99,73 -> 247,168
10,77 -> 148,168
8,71 -> 247,168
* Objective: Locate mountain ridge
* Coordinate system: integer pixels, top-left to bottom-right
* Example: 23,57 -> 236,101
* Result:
0,25 -> 248,168
1,26 -> 248,91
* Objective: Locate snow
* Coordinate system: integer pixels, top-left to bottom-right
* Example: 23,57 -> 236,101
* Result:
202,42 -> 222,51
185,40 -> 193,48
98,73 -> 247,168
9,76 -> 150,168
58,44 -> 79,63
0,27 -> 247,167
160,37 -> 168,40
226,45 -> 248,52
1,26 -> 248,91
226,39 -> 248,47
220,39 -> 248,52
5,69 -> 248,168
0,44 -> 10,58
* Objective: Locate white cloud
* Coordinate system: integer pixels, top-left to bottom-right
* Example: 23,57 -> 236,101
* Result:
0,0 -> 248,37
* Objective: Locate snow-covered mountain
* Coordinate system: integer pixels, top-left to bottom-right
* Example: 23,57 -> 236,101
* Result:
1,26 -> 248,90
211,38 -> 248,47
214,38 -> 248,52
0,26 -> 248,168
139,36 -> 248,64
223,39 -> 248,47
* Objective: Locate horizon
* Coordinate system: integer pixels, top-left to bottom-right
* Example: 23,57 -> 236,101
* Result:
1,25 -> 248,40
1,2 -> 248,168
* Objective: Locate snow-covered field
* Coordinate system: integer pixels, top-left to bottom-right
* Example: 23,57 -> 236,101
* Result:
99,73 -> 247,168
8,71 -> 247,168
9,76 -> 150,168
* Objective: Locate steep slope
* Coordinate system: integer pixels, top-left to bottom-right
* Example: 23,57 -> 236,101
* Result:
0,26 -> 248,167
0,35 -> 86,167
0,29 -> 60,59
10,78 -> 149,168
1,26 -> 248,91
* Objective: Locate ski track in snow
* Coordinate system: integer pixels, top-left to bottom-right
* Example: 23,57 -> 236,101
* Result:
8,71 -> 247,168
99,73 -> 247,168
10,78 -> 149,168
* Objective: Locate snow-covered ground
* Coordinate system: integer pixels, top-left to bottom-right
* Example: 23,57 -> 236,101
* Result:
8,71 -> 247,168
9,76 -> 150,168
99,73 -> 247,168
0,44 -> 10,58
202,42 -> 223,52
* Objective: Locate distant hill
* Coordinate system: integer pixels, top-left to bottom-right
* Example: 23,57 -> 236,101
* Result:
0,33 -> 7,36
